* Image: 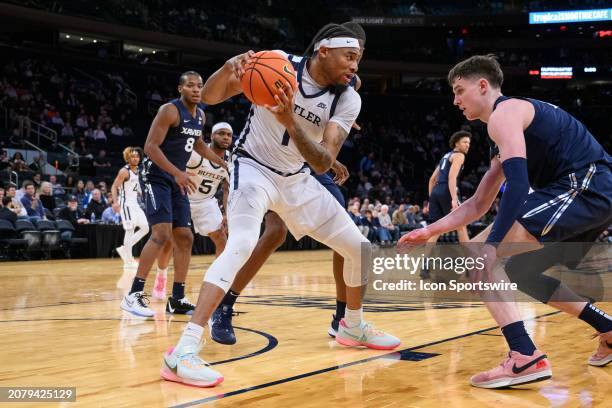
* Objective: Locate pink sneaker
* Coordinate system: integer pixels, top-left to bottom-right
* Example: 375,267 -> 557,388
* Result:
470,350 -> 552,389
152,273 -> 167,300
588,331 -> 612,367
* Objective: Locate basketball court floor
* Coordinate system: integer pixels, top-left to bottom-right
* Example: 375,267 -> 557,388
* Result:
1,250 -> 610,407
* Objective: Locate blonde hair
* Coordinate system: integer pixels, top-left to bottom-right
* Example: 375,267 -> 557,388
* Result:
39,181 -> 53,196
123,147 -> 135,163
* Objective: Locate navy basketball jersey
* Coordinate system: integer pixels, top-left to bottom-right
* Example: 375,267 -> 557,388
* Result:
147,98 -> 204,181
436,150 -> 464,185
490,96 -> 611,189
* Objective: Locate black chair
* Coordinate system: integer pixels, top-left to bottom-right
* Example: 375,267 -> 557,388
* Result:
15,219 -> 42,257
35,219 -> 62,259
55,220 -> 88,258
0,219 -> 28,260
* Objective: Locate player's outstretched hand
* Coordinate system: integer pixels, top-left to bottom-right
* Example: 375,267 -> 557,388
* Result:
264,82 -> 295,129
397,227 -> 432,251
331,160 -> 349,185
174,171 -> 197,195
228,50 -> 255,79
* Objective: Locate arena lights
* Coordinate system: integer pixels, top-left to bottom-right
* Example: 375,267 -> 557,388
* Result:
584,67 -> 597,72
529,8 -> 612,24
540,66 -> 573,79
529,70 -> 540,76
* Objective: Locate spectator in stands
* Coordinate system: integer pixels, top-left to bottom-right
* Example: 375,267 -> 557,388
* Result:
82,180 -> 95,206
32,173 -> 42,189
93,149 -> 111,168
74,179 -> 86,206
110,123 -> 124,137
0,196 -> 17,226
10,152 -> 27,172
97,182 -> 109,201
58,195 -> 89,228
20,180 -> 46,221
361,209 -> 378,243
91,124 -> 107,142
0,186 -> 4,201
76,111 -> 89,132
392,204 -> 410,231
409,205 -> 425,226
101,196 -> 121,224
0,149 -> 10,171
38,181 -> 57,213
49,175 -> 64,196
122,124 -> 134,137
64,175 -> 75,191
378,204 -> 400,242
348,201 -> 369,238
5,185 -> 26,217
61,122 -> 74,140
84,188 -> 107,222
28,154 -> 46,174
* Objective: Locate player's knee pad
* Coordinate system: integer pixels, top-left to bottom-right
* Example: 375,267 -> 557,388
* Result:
312,217 -> 369,288
505,251 -> 561,303
203,225 -> 260,292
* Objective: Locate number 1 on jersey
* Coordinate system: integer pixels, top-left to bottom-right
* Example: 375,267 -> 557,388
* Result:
281,131 -> 290,146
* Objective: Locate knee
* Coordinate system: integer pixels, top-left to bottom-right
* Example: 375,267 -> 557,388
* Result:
228,234 -> 259,261
151,227 -> 172,246
262,215 -> 288,249
209,229 -> 227,246
172,228 -> 193,249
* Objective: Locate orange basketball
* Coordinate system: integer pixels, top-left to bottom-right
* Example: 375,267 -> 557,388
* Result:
241,51 -> 298,107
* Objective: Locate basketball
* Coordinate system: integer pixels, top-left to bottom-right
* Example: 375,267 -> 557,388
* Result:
241,50 -> 298,107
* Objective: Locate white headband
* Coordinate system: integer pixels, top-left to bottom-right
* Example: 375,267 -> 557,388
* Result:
314,37 -> 360,51
212,122 -> 232,134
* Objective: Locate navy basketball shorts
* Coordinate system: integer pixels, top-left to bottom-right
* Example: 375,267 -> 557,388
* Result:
428,183 -> 452,223
312,171 -> 345,207
517,162 -> 612,243
140,175 -> 191,228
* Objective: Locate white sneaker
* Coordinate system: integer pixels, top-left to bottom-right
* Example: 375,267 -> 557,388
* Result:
336,319 -> 401,350
161,344 -> 224,387
120,291 -> 154,317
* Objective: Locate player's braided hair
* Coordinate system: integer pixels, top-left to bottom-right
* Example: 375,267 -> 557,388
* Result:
341,21 -> 366,45
303,23 -> 364,57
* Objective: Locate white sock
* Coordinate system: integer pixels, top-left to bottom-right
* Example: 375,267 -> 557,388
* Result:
177,322 -> 204,350
344,307 -> 363,328
156,267 -> 168,278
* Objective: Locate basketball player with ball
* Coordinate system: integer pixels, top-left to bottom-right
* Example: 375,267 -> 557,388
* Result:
160,23 -> 400,387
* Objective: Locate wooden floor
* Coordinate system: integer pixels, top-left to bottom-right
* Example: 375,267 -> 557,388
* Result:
0,250 -> 610,407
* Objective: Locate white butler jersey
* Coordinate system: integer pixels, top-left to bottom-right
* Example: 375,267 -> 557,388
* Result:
119,166 -> 141,204
186,149 -> 229,201
233,51 -> 361,174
